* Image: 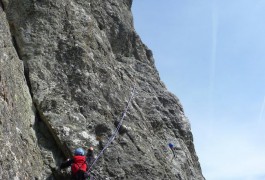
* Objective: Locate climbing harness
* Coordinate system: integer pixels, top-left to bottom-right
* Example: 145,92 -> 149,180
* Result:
88,83 -> 137,172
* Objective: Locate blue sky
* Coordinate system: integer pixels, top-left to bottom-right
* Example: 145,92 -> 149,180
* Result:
132,1 -> 265,179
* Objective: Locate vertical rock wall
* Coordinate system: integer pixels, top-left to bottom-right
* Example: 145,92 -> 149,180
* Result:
1,0 -> 204,179
0,5 -> 44,179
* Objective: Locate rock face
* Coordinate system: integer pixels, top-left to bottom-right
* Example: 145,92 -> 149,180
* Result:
1,0 -> 204,179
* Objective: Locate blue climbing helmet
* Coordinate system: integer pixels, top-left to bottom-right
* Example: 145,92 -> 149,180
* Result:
168,143 -> 174,149
74,148 -> 85,156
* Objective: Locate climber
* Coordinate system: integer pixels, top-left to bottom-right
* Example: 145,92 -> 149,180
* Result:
86,147 -> 95,180
168,143 -> 176,158
60,148 -> 89,180
86,147 -> 95,168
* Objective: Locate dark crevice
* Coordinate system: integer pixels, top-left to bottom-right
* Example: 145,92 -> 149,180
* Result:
11,36 -> 22,60
25,64 -> 70,179
35,104 -> 72,157
0,0 -> 4,11
31,87 -> 72,179
6,20 -> 71,179
7,18 -> 22,61
33,110 -> 67,179
23,64 -> 33,97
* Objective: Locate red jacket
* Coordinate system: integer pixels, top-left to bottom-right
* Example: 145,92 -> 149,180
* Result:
71,155 -> 87,174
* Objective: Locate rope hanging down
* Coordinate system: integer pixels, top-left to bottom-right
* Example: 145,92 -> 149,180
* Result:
88,83 -> 137,172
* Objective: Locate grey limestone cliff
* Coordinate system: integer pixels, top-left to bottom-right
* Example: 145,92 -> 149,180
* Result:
0,0 -> 204,179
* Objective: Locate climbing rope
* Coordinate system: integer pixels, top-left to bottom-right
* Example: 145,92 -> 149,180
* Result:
88,82 -> 137,172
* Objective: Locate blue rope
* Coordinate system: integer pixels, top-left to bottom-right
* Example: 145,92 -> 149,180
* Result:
88,83 -> 137,172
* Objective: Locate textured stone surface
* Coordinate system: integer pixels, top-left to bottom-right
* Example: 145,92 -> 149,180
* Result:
0,4 -> 66,179
1,0 -> 204,179
0,6 -> 44,179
